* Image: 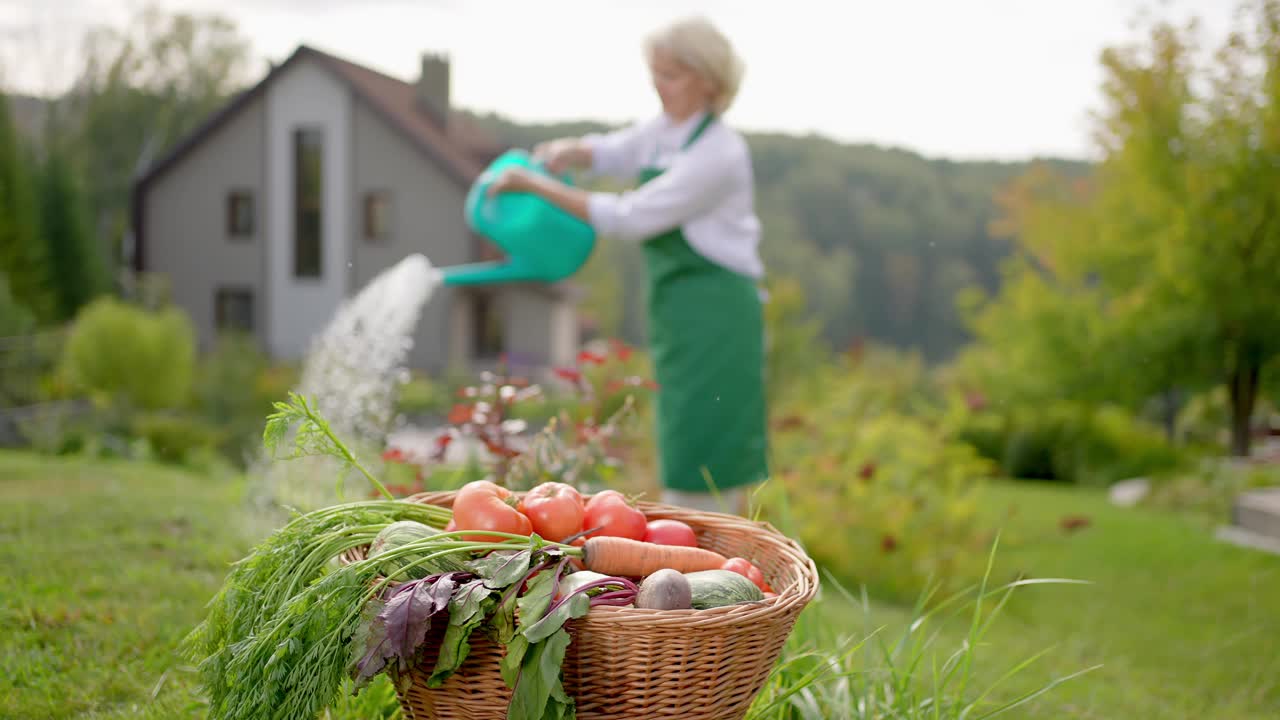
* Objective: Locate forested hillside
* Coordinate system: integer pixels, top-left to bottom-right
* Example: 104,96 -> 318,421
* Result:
465,112 -> 1090,359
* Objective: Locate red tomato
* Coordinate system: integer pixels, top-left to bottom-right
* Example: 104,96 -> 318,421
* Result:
582,490 -> 647,540
443,518 -> 457,533
721,557 -> 769,593
642,519 -> 699,547
518,482 -> 585,542
452,480 -> 532,543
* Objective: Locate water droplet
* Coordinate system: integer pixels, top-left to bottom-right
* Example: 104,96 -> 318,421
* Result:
251,254 -> 443,511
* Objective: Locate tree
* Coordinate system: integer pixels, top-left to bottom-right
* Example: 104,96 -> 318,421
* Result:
962,0 -> 1280,456
38,138 -> 109,322
0,92 -> 51,322
68,4 -> 251,266
0,272 -> 35,336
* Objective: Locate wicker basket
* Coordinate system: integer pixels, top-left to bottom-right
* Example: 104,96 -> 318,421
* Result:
341,490 -> 818,720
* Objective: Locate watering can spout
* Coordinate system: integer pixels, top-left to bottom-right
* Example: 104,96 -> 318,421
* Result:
440,259 -> 549,287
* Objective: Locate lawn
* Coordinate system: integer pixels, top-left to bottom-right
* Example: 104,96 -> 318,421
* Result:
0,452 -> 247,719
3,450 -> 1279,718
808,480 -> 1280,719
950,480 -> 1280,719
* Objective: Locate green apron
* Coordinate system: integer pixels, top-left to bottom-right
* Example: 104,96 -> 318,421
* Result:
640,113 -> 770,494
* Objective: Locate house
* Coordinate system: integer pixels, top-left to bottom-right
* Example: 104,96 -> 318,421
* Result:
130,44 -> 581,374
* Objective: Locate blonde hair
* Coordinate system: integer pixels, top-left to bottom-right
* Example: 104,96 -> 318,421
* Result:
643,16 -> 745,115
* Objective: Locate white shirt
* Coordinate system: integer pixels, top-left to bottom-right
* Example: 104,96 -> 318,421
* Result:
582,112 -> 765,280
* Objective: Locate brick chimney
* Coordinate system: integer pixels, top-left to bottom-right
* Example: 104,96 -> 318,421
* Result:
417,52 -> 451,127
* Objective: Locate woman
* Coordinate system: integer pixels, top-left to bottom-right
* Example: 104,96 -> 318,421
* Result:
487,16 -> 767,514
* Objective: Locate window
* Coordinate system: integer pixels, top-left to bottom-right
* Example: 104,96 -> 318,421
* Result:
363,191 -> 392,242
293,127 -> 323,278
214,288 -> 254,332
473,292 -> 504,360
226,190 -> 254,239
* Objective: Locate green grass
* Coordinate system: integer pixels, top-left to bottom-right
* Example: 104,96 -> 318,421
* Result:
3,452 -> 1279,718
0,452 -> 248,719
809,480 -> 1280,719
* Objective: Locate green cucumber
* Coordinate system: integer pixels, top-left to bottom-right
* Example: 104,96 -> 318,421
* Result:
683,569 -> 765,609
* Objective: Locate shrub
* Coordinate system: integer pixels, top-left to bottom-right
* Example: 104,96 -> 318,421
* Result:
130,411 -> 222,466
0,272 -> 34,336
380,340 -> 657,495
60,297 -> 195,411
764,362 -> 996,603
954,402 -> 1188,486
190,331 -> 277,463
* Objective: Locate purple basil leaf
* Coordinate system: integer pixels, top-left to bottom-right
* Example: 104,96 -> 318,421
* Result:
352,598 -> 391,685
361,573 -> 463,677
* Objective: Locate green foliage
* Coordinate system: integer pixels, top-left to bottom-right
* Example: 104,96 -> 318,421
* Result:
746,553 -> 1095,720
9,452 -> 1280,720
763,277 -> 830,406
129,411 -> 222,466
60,296 -> 195,411
72,6 -> 252,259
0,272 -> 35,336
189,331 -> 277,463
36,139 -> 109,323
963,0 -> 1280,457
0,93 -> 51,322
263,391 -> 394,501
461,113 -> 1090,362
323,675 -> 402,719
954,403 -> 1188,486
765,354 -> 996,603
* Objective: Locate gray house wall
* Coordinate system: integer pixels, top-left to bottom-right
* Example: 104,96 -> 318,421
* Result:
139,51 -> 579,377
504,285 -> 577,370
349,101 -> 470,373
144,95 -> 266,351
348,100 -> 576,375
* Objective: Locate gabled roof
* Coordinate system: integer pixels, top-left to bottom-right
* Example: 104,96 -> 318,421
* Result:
133,44 -> 504,194
130,44 -> 510,275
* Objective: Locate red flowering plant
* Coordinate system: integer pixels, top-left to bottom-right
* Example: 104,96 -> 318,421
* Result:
551,339 -> 657,452
379,340 -> 657,495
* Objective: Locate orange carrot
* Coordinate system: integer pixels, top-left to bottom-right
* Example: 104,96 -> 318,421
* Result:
581,536 -> 728,577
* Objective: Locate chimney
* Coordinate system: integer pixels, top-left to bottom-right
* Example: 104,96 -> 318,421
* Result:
416,52 -> 451,127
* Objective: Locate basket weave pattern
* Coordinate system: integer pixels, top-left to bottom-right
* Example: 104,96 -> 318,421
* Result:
342,490 -> 819,720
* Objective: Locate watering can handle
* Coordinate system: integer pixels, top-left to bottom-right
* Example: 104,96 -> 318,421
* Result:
476,152 -> 571,186
530,154 -> 575,184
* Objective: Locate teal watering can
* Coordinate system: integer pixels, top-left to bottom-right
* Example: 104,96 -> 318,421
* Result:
441,149 -> 596,286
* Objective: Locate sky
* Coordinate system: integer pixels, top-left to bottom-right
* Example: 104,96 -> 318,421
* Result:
0,0 -> 1240,161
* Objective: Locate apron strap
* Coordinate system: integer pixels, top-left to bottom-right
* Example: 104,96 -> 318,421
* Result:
683,112 -> 716,149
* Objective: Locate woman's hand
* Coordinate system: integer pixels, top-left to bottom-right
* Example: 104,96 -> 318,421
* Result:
487,167 -> 537,197
533,138 -> 590,175
484,165 -> 593,224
